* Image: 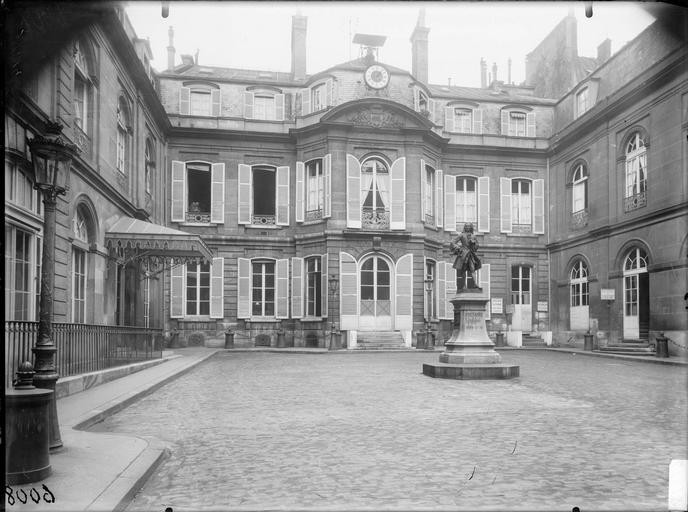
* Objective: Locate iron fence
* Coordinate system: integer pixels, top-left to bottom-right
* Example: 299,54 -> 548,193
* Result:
5,321 -> 163,388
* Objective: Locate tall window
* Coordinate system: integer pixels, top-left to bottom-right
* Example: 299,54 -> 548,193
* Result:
186,162 -> 211,223
361,157 -> 390,229
454,108 -> 473,133
145,139 -> 155,195
576,87 -> 589,117
186,262 -> 210,316
252,260 -> 275,317
512,179 -> 532,227
306,159 -> 324,215
508,112 -> 526,137
73,39 -> 91,136
511,266 -> 531,305
570,260 -> 589,307
311,83 -> 326,112
190,90 -> 211,116
253,95 -> 276,121
624,132 -> 647,211
424,165 -> 435,223
425,260 -> 436,320
5,228 -> 33,320
456,177 -> 477,225
572,164 -> 588,213
305,256 -> 322,317
72,209 -> 89,323
6,163 -> 41,215
253,166 -> 277,224
116,97 -> 130,173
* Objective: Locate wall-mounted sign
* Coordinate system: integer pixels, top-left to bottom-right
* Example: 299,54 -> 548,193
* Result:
491,298 -> 503,314
505,304 -> 515,315
537,301 -> 548,312
601,288 -> 615,300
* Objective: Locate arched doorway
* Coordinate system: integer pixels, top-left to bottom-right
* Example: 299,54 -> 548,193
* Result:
359,254 -> 393,330
623,247 -> 649,340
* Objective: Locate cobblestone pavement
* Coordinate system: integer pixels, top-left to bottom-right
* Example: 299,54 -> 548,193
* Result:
91,351 -> 687,511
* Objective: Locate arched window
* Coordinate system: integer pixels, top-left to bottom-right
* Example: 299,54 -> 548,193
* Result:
623,247 -> 649,339
569,260 -> 589,307
361,157 -> 390,230
624,132 -> 647,211
572,164 -> 588,213
72,206 -> 92,323
144,138 -> 155,194
116,96 -> 131,173
624,247 -> 648,273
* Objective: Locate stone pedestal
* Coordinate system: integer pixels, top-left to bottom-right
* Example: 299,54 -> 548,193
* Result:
423,289 -> 519,380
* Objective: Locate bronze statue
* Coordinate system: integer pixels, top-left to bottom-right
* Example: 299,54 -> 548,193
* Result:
450,223 -> 482,289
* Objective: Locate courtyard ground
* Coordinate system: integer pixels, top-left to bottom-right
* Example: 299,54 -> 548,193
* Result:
89,350 -> 688,511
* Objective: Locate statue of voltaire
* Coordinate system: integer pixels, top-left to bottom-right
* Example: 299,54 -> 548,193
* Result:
450,223 -> 482,289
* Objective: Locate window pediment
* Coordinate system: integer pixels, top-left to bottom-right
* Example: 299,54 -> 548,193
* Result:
182,80 -> 220,90
246,85 -> 283,95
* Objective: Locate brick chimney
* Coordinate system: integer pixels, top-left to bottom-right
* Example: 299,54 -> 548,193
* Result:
508,57 -> 512,84
410,8 -> 429,83
291,14 -> 307,80
166,26 -> 175,70
492,62 -> 498,84
597,38 -> 612,64
180,54 -> 194,66
480,58 -> 487,88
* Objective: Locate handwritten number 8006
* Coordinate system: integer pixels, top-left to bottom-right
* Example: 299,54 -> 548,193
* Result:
5,485 -> 55,505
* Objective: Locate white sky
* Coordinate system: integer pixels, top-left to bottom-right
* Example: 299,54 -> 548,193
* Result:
125,1 -> 655,88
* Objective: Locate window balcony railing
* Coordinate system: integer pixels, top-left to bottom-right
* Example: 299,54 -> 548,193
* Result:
251,214 -> 276,225
424,213 -> 435,225
306,209 -> 323,222
362,207 -> 390,230
570,208 -> 589,230
73,123 -> 91,160
624,191 -> 647,212
4,321 -> 163,388
512,223 -> 533,234
186,211 -> 211,223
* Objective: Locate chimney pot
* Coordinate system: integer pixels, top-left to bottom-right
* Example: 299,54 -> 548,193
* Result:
291,14 -> 308,80
508,57 -> 512,85
166,26 -> 175,70
492,62 -> 498,84
480,58 -> 487,88
410,9 -> 430,83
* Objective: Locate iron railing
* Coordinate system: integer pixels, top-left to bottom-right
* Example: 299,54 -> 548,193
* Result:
4,321 -> 163,388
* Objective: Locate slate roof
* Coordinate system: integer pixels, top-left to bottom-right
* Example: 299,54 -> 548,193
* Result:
426,84 -> 557,105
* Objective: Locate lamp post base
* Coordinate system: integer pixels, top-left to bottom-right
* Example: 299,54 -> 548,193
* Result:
33,344 -> 62,451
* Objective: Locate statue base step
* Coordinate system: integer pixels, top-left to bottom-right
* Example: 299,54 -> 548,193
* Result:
423,362 -> 520,380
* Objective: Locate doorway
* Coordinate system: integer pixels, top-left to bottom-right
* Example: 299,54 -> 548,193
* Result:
511,265 -> 532,331
359,255 -> 393,330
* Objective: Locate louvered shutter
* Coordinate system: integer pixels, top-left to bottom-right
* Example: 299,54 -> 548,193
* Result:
390,157 -> 406,230
326,78 -> 334,107
210,163 -> 225,224
321,253 -> 328,318
295,161 -> 305,223
446,265 -> 457,318
170,263 -> 185,318
420,158 -> 426,222
323,154 -> 332,218
473,109 -> 483,134
413,88 -> 420,111
533,178 -> 545,234
526,112 -> 536,137
445,106 -> 455,132
171,161 -> 186,222
340,252 -> 358,330
244,91 -> 254,119
444,173 -> 456,232
477,176 -> 490,233
437,261 -> 446,320
211,89 -> 221,117
346,154 -> 361,228
501,110 -> 509,135
394,254 -> 413,330
275,94 -> 285,121
435,169 -> 444,228
300,88 -> 310,116
480,264 -> 491,320
500,177 -> 513,233
276,259 -> 289,319
238,164 -> 251,225
210,257 -> 224,319
291,257 -> 303,318
428,99 -> 437,124
276,166 -> 290,226
179,87 -> 190,115
237,258 -> 251,319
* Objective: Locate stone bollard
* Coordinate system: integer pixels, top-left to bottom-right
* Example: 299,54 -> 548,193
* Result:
495,332 -> 505,347
425,330 -> 435,350
655,333 -> 669,358
5,362 -> 53,485
277,328 -> 286,348
584,330 -> 594,351
416,330 -> 426,350
224,329 -> 235,349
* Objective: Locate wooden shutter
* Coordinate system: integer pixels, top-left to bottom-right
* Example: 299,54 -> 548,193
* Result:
291,257 -> 303,318
480,263 -> 491,320
323,154 -> 332,218
170,262 -> 185,318
276,165 -> 289,226
295,161 -> 305,223
428,99 -> 437,124
445,106 -> 455,132
526,112 -> 536,137
321,253 -> 328,318
473,109 -> 483,135
275,94 -> 285,121
340,251 -> 358,330
211,89 -> 221,117
500,177 -> 512,233
210,257 -> 224,319
326,78 -> 334,107
420,158 -> 426,222
244,91 -> 254,119
346,154 -> 361,228
390,157 -> 406,230
394,254 -> 413,330
179,87 -> 190,115
300,88 -> 310,116
210,163 -> 225,224
501,110 -> 509,136
437,261 -> 447,320
237,258 -> 251,319
275,259 -> 289,319
446,264 -> 457,318
533,178 -> 545,234
238,164 -> 251,225
435,169 -> 443,228
444,173 -> 456,232
171,160 -> 185,222
413,88 -> 420,111
477,176 -> 490,233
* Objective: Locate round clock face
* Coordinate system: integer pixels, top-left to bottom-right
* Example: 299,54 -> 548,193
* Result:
364,64 -> 390,89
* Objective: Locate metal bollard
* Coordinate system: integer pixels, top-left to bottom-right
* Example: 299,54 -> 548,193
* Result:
277,329 -> 286,348
495,332 -> 505,347
655,333 -> 669,358
416,331 -> 426,350
584,330 -> 594,351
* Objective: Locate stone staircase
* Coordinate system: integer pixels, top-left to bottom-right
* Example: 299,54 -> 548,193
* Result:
355,331 -> 407,350
522,333 -> 547,347
597,339 -> 655,356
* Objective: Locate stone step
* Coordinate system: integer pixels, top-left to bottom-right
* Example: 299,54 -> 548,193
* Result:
598,346 -> 655,355
355,331 -> 405,350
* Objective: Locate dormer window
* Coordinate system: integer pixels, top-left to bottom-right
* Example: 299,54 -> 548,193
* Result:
301,78 -> 334,116
575,87 -> 589,118
245,89 -> 285,121
180,83 -> 221,117
444,103 -> 482,134
413,87 -> 436,123
501,108 -> 536,137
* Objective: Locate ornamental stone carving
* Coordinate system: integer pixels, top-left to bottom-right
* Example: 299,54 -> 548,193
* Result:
346,107 -> 404,129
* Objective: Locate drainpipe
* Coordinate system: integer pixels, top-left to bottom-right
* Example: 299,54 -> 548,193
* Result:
546,156 -> 552,338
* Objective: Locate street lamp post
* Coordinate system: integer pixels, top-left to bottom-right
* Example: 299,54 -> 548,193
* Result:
28,122 -> 78,451
328,273 -> 339,350
424,275 -> 434,350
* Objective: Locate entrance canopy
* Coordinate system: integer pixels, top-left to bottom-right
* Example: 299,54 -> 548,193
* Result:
105,217 -> 212,264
